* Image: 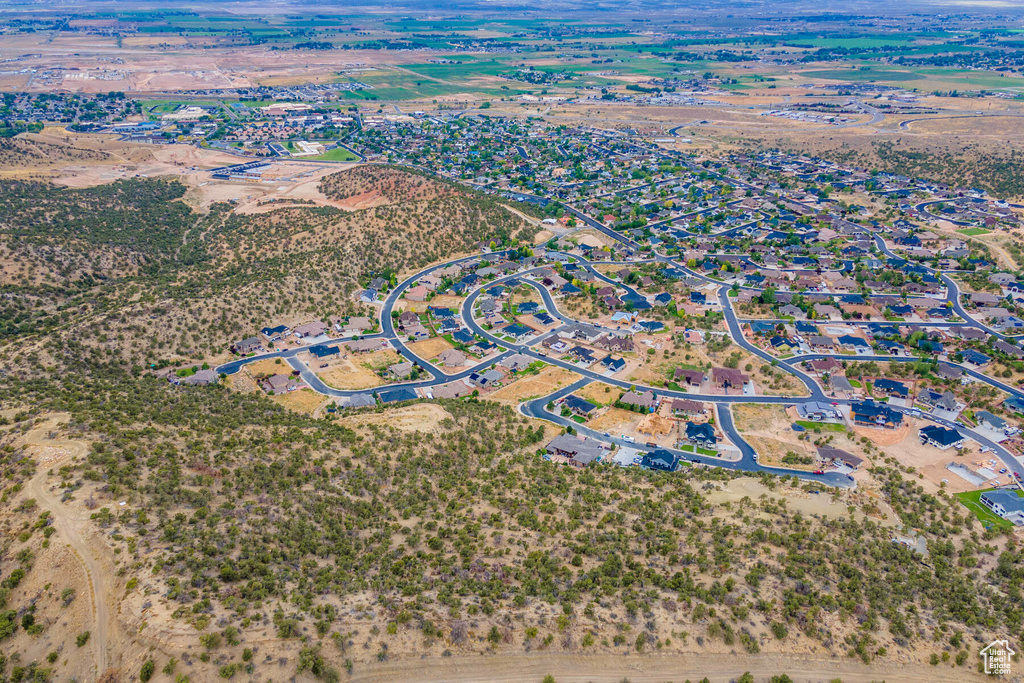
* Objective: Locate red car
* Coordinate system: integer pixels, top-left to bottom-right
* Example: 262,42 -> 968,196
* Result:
813,470 -> 825,475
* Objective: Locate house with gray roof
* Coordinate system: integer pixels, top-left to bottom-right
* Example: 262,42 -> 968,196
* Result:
981,489 -> 1024,525
545,433 -> 606,467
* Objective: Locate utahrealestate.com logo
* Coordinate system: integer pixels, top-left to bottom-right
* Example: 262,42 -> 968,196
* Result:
981,639 -> 1015,675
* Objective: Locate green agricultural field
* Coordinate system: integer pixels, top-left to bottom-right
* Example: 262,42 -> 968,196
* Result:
401,60 -> 511,81
955,489 -> 1015,530
800,68 -> 924,83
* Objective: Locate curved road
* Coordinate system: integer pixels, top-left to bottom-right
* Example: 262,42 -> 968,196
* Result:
212,164 -> 1024,490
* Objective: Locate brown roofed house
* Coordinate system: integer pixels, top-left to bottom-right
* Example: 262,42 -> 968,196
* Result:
674,368 -> 706,387
712,367 -> 748,389
620,390 -> 658,410
596,335 -> 634,353
671,399 -> 704,416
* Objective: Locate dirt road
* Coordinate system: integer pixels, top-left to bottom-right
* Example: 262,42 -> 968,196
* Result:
28,463 -> 110,678
344,651 -> 994,683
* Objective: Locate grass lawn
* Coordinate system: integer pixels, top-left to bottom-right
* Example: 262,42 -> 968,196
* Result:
796,420 -> 846,432
848,379 -> 863,388
957,227 -> 991,236
955,489 -> 1015,530
311,146 -> 358,162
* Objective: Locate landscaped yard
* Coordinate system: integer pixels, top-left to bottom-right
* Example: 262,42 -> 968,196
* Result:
955,489 -> 1015,530
957,227 -> 991,236
680,444 -> 719,457
796,420 -> 847,432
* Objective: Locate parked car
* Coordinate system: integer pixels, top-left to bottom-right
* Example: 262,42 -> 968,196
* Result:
813,469 -> 825,475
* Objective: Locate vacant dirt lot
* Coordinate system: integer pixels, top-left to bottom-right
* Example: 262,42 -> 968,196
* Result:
407,336 -> 453,360
340,403 -> 452,433
575,381 -> 618,406
316,349 -> 400,390
426,294 -> 466,309
241,358 -> 288,377
270,388 -> 327,414
485,366 -> 580,405
734,403 -> 819,469
707,476 -> 882,524
587,406 -> 642,435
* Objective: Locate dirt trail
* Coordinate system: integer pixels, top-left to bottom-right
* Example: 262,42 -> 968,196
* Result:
344,651 -> 992,683
28,471 -> 110,677
23,424 -> 112,679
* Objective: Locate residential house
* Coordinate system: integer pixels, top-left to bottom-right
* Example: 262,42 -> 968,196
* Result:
469,369 -> 503,388
641,449 -> 679,472
809,357 -> 842,374
397,311 -> 420,328
674,368 -> 706,387
685,421 -> 717,447
620,390 -> 658,411
917,388 -> 958,412
595,335 -> 635,353
813,303 -> 841,319
712,367 -> 748,390
779,304 -> 805,319
260,324 -> 290,342
341,316 -> 370,335
876,339 -> 905,355
429,380 -> 473,399
976,410 -> 1009,433
994,340 -> 1024,359
600,356 -> 627,373
851,400 -> 903,428
348,338 -> 387,353
498,353 -> 534,372
338,393 -> 377,408
406,285 -> 429,302
262,374 -> 297,394
568,346 -> 597,363
502,323 -> 535,340
961,348 -> 991,366
980,490 -> 1024,525
936,362 -> 964,381
920,425 -> 964,450
671,399 -> 705,416
873,378 -> 908,399
545,433 -> 605,467
808,335 -> 835,351
429,306 -> 456,319
437,349 -> 467,367
563,395 -> 597,418
837,335 -> 871,353
817,446 -> 863,470
232,337 -> 262,355
309,344 -> 340,359
176,369 -> 219,386
388,361 -> 414,380
293,321 -> 327,339
797,401 -> 842,421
